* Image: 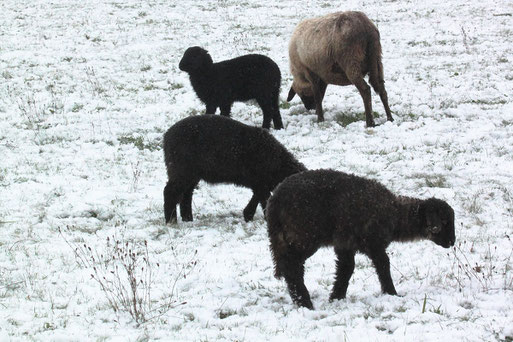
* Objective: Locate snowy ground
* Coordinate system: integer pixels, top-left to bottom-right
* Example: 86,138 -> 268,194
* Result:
1,0 -> 513,340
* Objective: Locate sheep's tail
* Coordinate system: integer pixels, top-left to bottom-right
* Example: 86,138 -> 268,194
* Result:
367,29 -> 385,93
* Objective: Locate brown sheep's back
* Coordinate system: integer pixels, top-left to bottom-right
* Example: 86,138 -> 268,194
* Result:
289,11 -> 380,87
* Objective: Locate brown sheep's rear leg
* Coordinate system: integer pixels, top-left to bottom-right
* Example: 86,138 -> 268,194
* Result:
378,87 -> 393,122
307,72 -> 326,122
351,76 -> 375,127
367,248 -> 398,295
318,80 -> 328,104
179,181 -> 198,222
329,248 -> 356,301
370,79 -> 393,122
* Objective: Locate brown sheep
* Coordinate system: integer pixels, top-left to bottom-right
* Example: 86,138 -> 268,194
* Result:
266,169 -> 455,309
287,11 -> 394,127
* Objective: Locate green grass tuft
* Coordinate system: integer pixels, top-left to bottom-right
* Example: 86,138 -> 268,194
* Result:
334,111 -> 379,127
279,101 -> 291,110
118,134 -> 160,151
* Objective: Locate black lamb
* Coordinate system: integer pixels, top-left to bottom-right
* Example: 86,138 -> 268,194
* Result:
179,46 -> 284,130
163,115 -> 306,223
266,169 -> 455,309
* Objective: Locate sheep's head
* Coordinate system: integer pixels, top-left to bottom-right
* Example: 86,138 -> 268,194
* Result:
287,82 -> 316,110
420,198 -> 455,248
179,46 -> 213,73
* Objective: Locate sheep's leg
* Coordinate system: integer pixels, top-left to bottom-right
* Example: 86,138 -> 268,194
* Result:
270,92 -> 284,130
307,72 -> 325,122
243,191 -> 270,221
318,80 -> 328,104
256,97 -> 273,129
281,256 -> 313,309
243,193 -> 259,222
378,87 -> 393,122
272,106 -> 284,130
259,192 -> 271,214
330,248 -> 356,301
179,182 -> 198,222
369,79 -> 393,122
205,104 -> 217,114
257,96 -> 283,130
271,240 -> 314,308
349,74 -> 375,127
367,248 -> 397,295
354,78 -> 374,127
163,181 -> 183,224
219,103 -> 232,117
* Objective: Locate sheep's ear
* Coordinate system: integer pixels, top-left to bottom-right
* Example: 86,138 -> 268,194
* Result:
287,87 -> 296,102
429,225 -> 442,234
204,52 -> 213,66
424,202 -> 442,234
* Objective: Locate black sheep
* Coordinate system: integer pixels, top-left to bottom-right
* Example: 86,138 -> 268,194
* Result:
179,46 -> 284,130
163,115 -> 305,223
266,169 -> 455,309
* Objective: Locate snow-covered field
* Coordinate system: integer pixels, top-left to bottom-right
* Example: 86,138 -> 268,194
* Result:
1,0 -> 512,340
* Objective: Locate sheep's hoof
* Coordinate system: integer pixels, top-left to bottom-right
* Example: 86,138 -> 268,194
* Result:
383,289 -> 398,296
180,210 -> 193,221
243,210 -> 254,222
329,293 -> 347,302
165,218 -> 177,225
296,299 -> 314,310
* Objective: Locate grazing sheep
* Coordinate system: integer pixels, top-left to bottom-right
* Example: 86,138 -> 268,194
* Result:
163,115 -> 305,223
287,11 -> 394,127
266,169 -> 455,309
179,46 -> 284,130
